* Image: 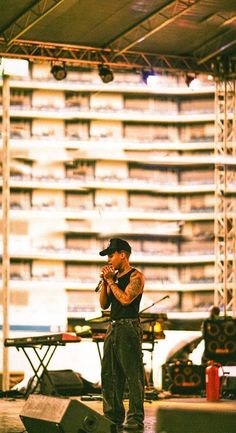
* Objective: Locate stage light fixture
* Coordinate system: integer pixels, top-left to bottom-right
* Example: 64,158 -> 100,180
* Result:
141,69 -> 155,85
185,74 -> 195,87
98,64 -> 114,83
185,74 -> 199,88
51,63 -> 67,81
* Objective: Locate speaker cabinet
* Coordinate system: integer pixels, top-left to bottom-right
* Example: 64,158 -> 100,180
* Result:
203,318 -> 236,363
156,402 -> 236,433
20,394 -> 116,433
162,361 -> 205,395
40,369 -> 84,396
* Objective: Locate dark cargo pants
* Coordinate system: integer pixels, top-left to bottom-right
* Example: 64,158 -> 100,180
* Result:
101,318 -> 144,426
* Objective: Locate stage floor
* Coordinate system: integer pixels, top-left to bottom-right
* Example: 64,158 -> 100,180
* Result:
0,394 -> 235,433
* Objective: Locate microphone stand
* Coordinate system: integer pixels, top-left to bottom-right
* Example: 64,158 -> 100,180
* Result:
139,294 -> 169,315
140,295 -> 169,392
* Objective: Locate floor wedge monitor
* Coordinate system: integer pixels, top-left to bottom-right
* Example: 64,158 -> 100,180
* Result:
40,369 -> 84,396
20,394 -> 116,433
156,401 -> 236,433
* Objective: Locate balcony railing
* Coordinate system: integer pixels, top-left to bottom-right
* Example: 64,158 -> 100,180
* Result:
0,275 -> 215,293
0,104 -> 217,122
0,75 -> 215,93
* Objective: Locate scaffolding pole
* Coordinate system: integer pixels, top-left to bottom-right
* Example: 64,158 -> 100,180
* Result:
214,78 -> 236,317
2,74 -> 10,391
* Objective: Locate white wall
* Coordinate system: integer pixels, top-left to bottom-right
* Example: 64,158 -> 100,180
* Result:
0,330 -> 203,390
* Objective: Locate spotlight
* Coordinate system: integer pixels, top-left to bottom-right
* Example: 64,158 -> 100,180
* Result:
98,64 -> 114,83
141,69 -> 155,85
185,74 -> 199,88
51,63 -> 67,81
185,74 -> 195,87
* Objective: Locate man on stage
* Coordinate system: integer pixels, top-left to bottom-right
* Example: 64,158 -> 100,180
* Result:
99,238 -> 145,432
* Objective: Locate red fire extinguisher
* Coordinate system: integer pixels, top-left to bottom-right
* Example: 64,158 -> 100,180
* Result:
205,361 -> 220,401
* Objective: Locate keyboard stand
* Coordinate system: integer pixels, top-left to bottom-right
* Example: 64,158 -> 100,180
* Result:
19,344 -> 59,398
5,335 -> 81,398
92,337 -> 104,363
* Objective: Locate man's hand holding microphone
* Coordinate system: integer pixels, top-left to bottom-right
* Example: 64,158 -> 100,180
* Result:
95,265 -> 116,292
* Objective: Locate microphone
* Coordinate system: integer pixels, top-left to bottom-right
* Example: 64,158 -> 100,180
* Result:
95,269 -> 118,292
95,278 -> 103,292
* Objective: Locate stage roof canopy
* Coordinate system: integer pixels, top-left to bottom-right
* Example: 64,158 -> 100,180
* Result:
0,0 -> 236,77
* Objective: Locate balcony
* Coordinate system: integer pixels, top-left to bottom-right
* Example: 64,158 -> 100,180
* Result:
0,243 -> 217,264
0,75 -> 215,95
0,104 -> 217,123
0,173 -> 219,193
0,274 -> 215,294
1,136 -> 216,153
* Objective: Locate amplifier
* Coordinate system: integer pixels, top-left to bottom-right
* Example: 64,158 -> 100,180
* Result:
162,361 -> 205,394
203,318 -> 236,363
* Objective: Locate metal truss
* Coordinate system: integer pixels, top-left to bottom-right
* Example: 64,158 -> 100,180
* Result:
1,0 -> 66,49
214,79 -> 236,316
0,37 -> 215,75
0,0 -> 236,77
108,0 -> 202,55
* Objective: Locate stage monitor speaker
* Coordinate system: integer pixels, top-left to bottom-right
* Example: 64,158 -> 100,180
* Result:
20,394 -> 116,433
162,361 -> 205,395
40,369 -> 84,396
156,401 -> 236,433
203,318 -> 236,363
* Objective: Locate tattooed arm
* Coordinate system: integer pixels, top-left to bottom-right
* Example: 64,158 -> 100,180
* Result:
106,269 -> 144,306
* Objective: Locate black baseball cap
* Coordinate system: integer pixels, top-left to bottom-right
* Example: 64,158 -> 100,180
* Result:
99,238 -> 132,256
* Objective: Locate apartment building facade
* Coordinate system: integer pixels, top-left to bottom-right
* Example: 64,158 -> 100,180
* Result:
0,62 -> 217,332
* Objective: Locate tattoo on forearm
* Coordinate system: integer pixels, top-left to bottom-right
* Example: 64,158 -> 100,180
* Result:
108,271 -> 143,304
109,282 -> 124,301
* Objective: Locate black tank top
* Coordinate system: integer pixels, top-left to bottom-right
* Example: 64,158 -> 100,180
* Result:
110,268 -> 143,320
